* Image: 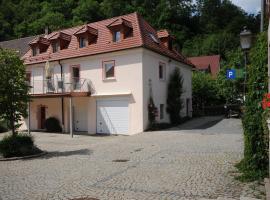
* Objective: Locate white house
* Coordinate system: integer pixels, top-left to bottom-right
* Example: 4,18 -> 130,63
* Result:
20,12 -> 193,135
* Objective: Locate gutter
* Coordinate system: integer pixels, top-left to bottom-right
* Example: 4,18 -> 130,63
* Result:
58,60 -> 65,131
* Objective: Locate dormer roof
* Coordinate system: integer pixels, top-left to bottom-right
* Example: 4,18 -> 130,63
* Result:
29,36 -> 50,46
107,18 -> 133,29
74,25 -> 98,36
48,32 -> 71,41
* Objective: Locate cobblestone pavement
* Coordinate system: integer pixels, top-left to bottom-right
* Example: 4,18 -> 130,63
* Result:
0,117 -> 266,200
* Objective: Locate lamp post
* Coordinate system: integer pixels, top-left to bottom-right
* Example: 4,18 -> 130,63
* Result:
240,27 -> 252,102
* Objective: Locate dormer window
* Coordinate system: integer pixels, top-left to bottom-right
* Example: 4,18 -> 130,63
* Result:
113,31 -> 121,42
107,18 -> 133,43
74,25 -> 98,48
29,36 -> 49,56
52,41 -> 59,53
48,32 -> 71,51
79,37 -> 86,48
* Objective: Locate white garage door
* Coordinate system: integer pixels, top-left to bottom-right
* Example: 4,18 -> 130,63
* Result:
96,100 -> 129,135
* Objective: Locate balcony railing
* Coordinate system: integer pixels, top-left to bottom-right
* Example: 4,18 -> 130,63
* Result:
29,77 -> 91,95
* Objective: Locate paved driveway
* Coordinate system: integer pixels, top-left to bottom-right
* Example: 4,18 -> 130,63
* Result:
0,117 -> 265,200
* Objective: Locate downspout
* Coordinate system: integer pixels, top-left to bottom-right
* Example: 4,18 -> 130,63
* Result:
58,60 -> 65,132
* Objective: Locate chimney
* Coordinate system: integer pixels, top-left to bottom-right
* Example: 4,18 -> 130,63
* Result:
45,27 -> 49,36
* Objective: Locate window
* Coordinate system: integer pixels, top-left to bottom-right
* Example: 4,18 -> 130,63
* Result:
160,104 -> 164,120
26,72 -> 31,85
103,61 -> 115,79
113,31 -> 121,42
71,66 -> 80,90
32,47 -> 38,56
159,63 -> 166,80
79,37 -> 86,48
52,41 -> 59,53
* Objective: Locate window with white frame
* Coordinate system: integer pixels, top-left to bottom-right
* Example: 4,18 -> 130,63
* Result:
159,62 -> 166,80
103,61 -> 115,79
160,104 -> 164,120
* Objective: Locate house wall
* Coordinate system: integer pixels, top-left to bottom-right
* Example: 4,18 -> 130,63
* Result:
23,48 -> 144,135
142,49 -> 192,130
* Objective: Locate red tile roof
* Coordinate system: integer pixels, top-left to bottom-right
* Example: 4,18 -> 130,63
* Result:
188,55 -> 221,77
157,30 -> 170,38
23,12 -> 191,67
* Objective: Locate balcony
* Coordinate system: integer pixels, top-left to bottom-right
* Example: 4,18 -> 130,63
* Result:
29,78 -> 91,98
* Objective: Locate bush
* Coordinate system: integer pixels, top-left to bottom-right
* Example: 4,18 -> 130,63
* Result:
238,32 -> 269,181
0,120 -> 8,133
44,117 -> 62,132
0,133 -> 41,158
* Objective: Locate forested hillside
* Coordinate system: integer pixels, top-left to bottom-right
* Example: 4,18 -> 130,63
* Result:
0,0 -> 260,57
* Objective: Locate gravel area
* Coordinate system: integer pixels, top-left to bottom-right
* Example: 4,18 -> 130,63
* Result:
0,117 -> 266,200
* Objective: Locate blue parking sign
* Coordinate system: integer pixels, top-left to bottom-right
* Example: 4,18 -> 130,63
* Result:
226,69 -> 236,79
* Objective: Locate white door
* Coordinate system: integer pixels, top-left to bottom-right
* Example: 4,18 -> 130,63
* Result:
96,100 -> 129,134
73,105 -> 88,132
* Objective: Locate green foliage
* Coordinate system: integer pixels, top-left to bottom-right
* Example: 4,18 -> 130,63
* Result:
216,48 -> 244,103
0,119 -> 8,133
239,32 -> 269,180
44,117 -> 62,133
0,133 -> 41,158
166,68 -> 184,124
192,72 -> 224,116
148,96 -> 157,129
0,49 -> 30,135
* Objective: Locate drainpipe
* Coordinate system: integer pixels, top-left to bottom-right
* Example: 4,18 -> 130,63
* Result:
58,60 -> 65,132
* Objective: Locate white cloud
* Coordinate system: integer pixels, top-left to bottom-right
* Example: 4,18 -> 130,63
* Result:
230,0 -> 261,14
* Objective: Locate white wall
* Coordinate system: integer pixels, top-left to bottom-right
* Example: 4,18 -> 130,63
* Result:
142,49 -> 192,130
24,48 -> 144,135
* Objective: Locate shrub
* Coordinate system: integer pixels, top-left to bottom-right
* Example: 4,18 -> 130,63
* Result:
0,120 -> 8,133
238,32 -> 269,181
44,117 -> 62,132
0,133 -> 41,158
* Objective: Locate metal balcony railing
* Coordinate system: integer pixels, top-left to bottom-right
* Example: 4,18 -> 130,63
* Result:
28,77 -> 91,95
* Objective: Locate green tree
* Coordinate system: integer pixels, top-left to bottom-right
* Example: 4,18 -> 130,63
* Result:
192,72 -> 221,114
0,49 -> 30,135
166,68 -> 184,124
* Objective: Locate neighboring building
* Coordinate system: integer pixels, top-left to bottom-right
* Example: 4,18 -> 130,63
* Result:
0,35 -> 37,56
188,55 -> 220,77
15,12 -> 192,135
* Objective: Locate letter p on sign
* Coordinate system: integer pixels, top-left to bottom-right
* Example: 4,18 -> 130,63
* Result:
226,69 -> 236,80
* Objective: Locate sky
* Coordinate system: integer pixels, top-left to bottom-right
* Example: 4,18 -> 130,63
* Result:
230,0 -> 261,14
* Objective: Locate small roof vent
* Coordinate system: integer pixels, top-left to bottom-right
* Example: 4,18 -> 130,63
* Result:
149,33 -> 159,44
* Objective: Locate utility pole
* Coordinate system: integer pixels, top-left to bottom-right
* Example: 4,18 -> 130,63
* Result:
261,0 -> 265,32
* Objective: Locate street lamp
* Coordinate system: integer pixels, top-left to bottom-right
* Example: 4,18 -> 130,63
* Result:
240,27 -> 252,102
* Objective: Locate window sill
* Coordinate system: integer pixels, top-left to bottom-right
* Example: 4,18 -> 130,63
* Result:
103,77 -> 116,82
159,78 -> 166,82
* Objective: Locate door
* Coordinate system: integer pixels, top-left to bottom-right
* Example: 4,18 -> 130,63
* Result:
73,105 -> 88,132
96,100 -> 129,135
40,106 -> 46,129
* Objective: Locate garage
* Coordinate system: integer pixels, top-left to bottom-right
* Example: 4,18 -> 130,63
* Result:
96,99 -> 129,135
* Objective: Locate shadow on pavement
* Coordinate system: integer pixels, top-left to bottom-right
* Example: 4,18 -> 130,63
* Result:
33,148 -> 93,160
170,116 -> 224,130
